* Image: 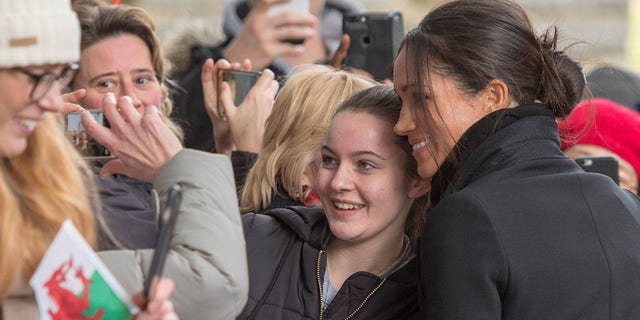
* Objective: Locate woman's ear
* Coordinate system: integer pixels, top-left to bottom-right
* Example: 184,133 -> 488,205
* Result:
408,176 -> 431,199
482,79 -> 511,113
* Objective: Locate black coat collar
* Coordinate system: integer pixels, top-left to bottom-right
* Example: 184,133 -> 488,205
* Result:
431,104 -> 559,205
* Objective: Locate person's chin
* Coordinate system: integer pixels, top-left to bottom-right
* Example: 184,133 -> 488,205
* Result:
0,138 -> 28,159
417,162 -> 438,180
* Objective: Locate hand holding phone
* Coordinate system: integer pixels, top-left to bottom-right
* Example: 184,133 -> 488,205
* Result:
268,0 -> 310,45
65,110 -> 113,160
143,184 -> 183,301
216,69 -> 262,118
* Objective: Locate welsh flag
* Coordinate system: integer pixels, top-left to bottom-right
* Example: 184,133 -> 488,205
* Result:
29,220 -> 139,320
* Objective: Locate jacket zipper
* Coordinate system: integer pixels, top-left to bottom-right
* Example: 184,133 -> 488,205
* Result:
317,250 -> 325,320
316,249 -> 388,320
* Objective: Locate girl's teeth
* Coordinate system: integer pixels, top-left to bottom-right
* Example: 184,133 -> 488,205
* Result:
335,202 -> 364,210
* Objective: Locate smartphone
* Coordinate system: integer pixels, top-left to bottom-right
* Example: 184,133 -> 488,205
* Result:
143,184 -> 183,300
575,156 -> 620,185
217,69 -> 262,118
64,110 -> 113,160
343,11 -> 404,81
268,0 -> 309,17
268,0 -> 310,45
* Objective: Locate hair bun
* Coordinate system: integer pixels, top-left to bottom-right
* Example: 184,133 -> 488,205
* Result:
537,29 -> 586,117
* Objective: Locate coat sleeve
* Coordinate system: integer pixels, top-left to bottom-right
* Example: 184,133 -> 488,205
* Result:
98,149 -> 248,320
420,193 -> 508,319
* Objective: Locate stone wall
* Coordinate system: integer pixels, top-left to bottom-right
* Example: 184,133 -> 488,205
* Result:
124,0 -> 630,71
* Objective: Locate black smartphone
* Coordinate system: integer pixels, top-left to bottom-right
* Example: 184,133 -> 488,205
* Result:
143,184 -> 183,300
217,69 -> 262,118
64,110 -> 113,160
575,156 -> 620,185
343,11 -> 404,81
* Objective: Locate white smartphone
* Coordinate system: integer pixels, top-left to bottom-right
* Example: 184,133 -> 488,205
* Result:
268,0 -> 309,17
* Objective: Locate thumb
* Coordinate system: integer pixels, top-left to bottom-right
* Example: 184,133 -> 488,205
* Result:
100,159 -> 126,178
330,34 -> 350,69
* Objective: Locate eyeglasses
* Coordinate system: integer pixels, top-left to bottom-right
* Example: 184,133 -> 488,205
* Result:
16,63 -> 79,101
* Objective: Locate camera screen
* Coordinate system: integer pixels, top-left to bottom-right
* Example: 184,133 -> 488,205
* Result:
217,69 -> 261,117
64,111 -> 112,160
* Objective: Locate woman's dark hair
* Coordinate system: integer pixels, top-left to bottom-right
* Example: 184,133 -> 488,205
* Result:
335,85 -> 430,251
398,0 -> 585,162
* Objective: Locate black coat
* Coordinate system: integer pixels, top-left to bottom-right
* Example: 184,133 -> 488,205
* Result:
240,206 -> 418,319
419,104 -> 640,319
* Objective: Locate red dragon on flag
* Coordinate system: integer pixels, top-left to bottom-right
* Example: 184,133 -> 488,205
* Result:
43,258 -> 104,320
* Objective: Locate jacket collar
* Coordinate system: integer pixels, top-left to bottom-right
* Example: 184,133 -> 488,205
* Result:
431,104 -> 560,205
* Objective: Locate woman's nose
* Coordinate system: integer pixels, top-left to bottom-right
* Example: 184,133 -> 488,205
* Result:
120,83 -> 142,108
394,104 -> 416,136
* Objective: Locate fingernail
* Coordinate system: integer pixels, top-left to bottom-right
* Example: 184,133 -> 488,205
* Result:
105,92 -> 116,105
148,105 -> 159,115
81,109 -> 94,120
122,96 -> 133,104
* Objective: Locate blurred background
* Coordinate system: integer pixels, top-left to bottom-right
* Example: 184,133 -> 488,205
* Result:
123,0 -> 639,73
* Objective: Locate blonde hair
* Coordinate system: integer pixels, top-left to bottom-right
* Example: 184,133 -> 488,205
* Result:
240,64 -> 375,213
0,113 -> 96,299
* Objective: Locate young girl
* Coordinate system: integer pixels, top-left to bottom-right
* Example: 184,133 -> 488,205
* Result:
239,85 -> 430,319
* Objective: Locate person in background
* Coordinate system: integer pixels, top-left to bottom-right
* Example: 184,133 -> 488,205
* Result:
0,0 -> 249,318
170,0 -> 363,152
239,85 -> 430,319
558,98 -> 640,194
392,0 -> 640,319
70,0 -> 184,249
205,62 -> 375,210
585,65 -> 640,111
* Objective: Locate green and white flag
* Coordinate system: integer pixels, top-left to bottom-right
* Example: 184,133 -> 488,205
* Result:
29,220 -> 139,320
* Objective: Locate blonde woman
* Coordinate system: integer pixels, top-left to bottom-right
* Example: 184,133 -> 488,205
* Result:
1,0 -> 247,319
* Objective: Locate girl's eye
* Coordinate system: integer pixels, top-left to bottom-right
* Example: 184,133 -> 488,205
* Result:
321,155 -> 337,167
358,160 -> 375,170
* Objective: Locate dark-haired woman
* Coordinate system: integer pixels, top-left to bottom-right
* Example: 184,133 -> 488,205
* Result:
392,0 -> 640,319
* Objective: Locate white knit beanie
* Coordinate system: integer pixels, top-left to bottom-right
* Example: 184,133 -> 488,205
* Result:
0,0 -> 80,68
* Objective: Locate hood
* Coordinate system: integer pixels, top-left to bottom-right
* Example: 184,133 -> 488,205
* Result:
222,0 -> 364,73
265,205 -> 330,248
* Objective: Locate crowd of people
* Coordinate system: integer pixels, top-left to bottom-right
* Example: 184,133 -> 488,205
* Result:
1,0 -> 639,319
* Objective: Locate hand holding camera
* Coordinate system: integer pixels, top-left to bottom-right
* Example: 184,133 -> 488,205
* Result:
200,58 -> 279,155
217,67 -> 279,153
81,93 -> 183,182
222,0 -> 317,70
